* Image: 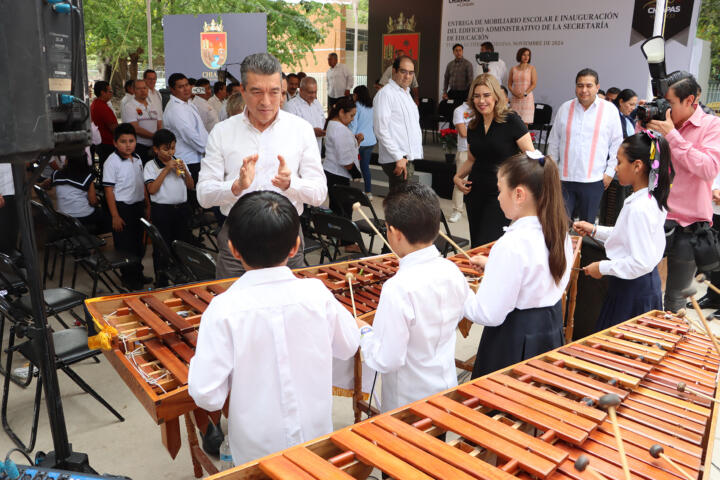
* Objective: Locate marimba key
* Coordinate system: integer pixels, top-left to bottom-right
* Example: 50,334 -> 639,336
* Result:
598,416 -> 703,458
173,289 -> 208,314
526,359 -> 628,399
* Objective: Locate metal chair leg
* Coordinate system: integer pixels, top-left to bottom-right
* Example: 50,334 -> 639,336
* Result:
60,365 -> 124,422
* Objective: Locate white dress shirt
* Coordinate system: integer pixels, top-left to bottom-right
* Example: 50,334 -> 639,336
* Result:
102,152 -> 145,204
163,95 -> 208,165
122,98 -> 161,146
147,88 -> 163,114
188,267 -> 360,466
465,216 -> 573,326
143,158 -> 188,205
373,79 -> 423,165
477,59 -> 508,86
197,108 -> 327,216
119,93 -> 134,121
360,246 -> 470,412
285,96 -> 325,152
327,63 -> 353,98
0,164 -> 14,196
192,96 -> 219,133
208,95 -> 224,118
547,97 -> 623,183
323,120 -> 359,179
595,188 -> 666,279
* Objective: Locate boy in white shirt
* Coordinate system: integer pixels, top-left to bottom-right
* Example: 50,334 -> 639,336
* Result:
188,191 -> 360,466
356,183 -> 470,412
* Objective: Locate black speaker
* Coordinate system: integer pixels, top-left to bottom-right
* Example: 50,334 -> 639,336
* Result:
572,237 -> 610,341
0,0 -> 90,162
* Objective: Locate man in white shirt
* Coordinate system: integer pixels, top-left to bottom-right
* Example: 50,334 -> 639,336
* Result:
208,81 -> 226,118
476,42 -> 507,87
119,79 -> 135,121
197,52 -> 327,279
284,77 -> 325,153
0,164 -> 17,255
379,49 -> 419,104
143,69 -> 164,114
121,79 -> 162,162
287,73 -> 299,100
548,68 -> 623,222
192,78 -> 219,133
326,52 -> 353,108
373,55 -> 423,190
163,73 -> 208,183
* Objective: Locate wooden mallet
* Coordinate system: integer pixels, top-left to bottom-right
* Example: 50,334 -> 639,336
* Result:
649,444 -> 694,480
598,393 -> 631,480
696,273 -> 720,296
677,381 -> 720,405
352,202 -> 398,258
573,454 -> 609,480
346,273 -> 358,319
437,230 -> 472,260
682,286 -> 720,356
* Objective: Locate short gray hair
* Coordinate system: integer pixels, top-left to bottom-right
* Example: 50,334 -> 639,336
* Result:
299,76 -> 317,89
226,92 -> 245,117
240,53 -> 282,87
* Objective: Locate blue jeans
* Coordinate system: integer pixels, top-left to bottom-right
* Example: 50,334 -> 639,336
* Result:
358,145 -> 374,193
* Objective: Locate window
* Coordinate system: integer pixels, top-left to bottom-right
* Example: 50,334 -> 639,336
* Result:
346,28 -> 368,52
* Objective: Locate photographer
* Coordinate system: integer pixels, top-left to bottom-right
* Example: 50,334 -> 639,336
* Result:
645,73 -> 720,312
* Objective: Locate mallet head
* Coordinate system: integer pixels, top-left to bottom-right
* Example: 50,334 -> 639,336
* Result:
649,444 -> 664,459
696,273 -> 707,283
352,202 -> 362,211
681,286 -> 698,299
574,454 -> 590,472
345,272 -> 354,282
598,393 -> 621,409
580,397 -> 594,407
676,309 -> 686,318
608,378 -> 618,387
677,382 -> 687,392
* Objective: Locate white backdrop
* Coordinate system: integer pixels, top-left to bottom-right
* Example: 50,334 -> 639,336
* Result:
438,0 -> 701,119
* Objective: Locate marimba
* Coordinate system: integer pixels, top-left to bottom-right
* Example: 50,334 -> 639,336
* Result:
206,310 -> 720,480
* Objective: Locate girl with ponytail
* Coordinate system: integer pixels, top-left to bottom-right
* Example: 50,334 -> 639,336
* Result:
464,151 -> 573,378
574,132 -> 673,330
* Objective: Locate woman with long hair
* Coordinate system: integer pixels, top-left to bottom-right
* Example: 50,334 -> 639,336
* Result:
349,86 -> 377,198
507,47 -> 537,125
324,96 -> 362,215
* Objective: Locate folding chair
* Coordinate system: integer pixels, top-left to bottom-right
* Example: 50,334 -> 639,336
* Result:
434,211 -> 470,257
528,103 -> 553,153
140,218 -> 194,287
329,185 -> 386,254
299,207 -> 325,266
172,240 -> 217,281
311,211 -> 369,263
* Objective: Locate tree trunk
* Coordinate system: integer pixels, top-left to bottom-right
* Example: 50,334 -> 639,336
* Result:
110,55 -> 128,99
128,47 -> 144,80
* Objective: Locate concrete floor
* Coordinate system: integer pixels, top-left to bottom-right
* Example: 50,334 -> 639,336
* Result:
2,189 -> 720,479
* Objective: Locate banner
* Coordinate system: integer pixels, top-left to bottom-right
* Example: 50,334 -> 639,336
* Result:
438,0 -> 700,119
164,13 -> 267,82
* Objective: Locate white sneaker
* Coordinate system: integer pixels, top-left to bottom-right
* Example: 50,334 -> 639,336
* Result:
448,211 -> 462,223
365,192 -> 373,201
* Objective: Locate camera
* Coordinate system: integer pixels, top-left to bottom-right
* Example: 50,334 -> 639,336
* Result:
636,36 -> 686,126
475,51 -> 499,74
192,86 -> 206,94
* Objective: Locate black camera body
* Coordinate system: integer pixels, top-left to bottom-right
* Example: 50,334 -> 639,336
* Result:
636,98 -> 671,126
637,37 -> 687,126
475,51 -> 499,65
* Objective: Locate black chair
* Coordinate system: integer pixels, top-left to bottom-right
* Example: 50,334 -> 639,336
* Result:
329,185 -> 386,254
299,207 -> 326,265
419,97 -> 439,143
188,206 -> 219,252
140,218 -> 195,287
434,211 -> 470,257
528,103 -> 553,153
0,297 -> 123,452
172,240 -> 217,281
311,211 -> 369,263
31,200 -> 77,289
437,99 -> 457,126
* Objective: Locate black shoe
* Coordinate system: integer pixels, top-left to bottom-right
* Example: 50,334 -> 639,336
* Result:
687,295 -> 720,310
201,421 -> 224,456
713,309 -> 720,320
142,275 -> 153,284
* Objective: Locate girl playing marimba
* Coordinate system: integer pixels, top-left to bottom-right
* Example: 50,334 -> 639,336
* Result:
464,151 -> 573,378
574,132 -> 673,331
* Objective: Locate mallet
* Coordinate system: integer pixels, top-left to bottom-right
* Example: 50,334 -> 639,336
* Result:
649,444 -> 694,480
682,286 -> 720,356
677,381 -> 720,405
573,454 -> 609,480
598,393 -> 631,480
437,230 -> 472,260
346,273 -> 358,319
352,202 -> 398,258
696,273 -> 720,296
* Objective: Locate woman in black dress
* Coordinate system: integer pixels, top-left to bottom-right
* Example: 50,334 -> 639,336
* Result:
453,74 -> 534,247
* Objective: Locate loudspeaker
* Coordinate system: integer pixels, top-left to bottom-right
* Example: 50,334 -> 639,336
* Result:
572,237 -> 610,341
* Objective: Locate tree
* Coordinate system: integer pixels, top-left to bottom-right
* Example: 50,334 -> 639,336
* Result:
83,0 -> 341,95
697,0 -> 720,79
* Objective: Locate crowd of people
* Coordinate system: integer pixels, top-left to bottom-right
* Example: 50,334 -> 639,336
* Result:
1,44 -> 719,469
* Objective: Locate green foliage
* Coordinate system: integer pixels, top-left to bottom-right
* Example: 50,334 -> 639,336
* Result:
83,0 -> 341,71
697,0 -> 720,78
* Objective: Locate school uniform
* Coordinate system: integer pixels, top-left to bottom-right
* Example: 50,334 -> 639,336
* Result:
594,187 -> 665,330
102,151 -> 146,287
52,169 -> 108,234
360,245 -> 471,412
188,267 -> 360,466
464,216 -> 572,378
144,159 -> 192,285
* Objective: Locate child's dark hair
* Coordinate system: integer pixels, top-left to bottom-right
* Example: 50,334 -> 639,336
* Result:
63,152 -> 91,180
621,133 -> 674,211
226,191 -> 300,268
152,128 -> 177,148
114,123 -> 136,141
383,183 -> 440,245
324,96 -> 356,130
498,154 -> 569,284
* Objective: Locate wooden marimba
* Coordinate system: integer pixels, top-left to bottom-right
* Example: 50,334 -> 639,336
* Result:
206,310 -> 720,480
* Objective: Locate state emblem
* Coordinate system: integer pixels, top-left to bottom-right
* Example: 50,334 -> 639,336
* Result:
201,19 -> 227,70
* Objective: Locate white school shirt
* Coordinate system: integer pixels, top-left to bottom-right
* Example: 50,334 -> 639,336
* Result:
187,266 -> 360,466
163,95 -> 208,165
143,159 -> 188,205
373,79 -> 423,165
192,95 -> 219,133
547,97 -> 623,183
0,164 -> 14,196
452,103 -> 474,152
595,187 -> 666,280
284,96 -> 325,152
52,171 -> 94,218
327,63 -> 353,98
197,108 -> 327,216
147,88 -> 163,114
465,216 -> 573,326
122,98 -> 161,146
101,152 -> 145,204
360,246 -> 471,412
323,120 -> 359,179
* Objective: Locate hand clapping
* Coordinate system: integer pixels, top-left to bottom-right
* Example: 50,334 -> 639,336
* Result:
232,154 -> 259,196
272,155 -> 291,191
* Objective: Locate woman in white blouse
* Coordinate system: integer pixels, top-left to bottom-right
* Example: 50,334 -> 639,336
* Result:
324,96 -> 363,215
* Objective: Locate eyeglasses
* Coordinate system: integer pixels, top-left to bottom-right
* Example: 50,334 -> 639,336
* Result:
398,69 -> 415,76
